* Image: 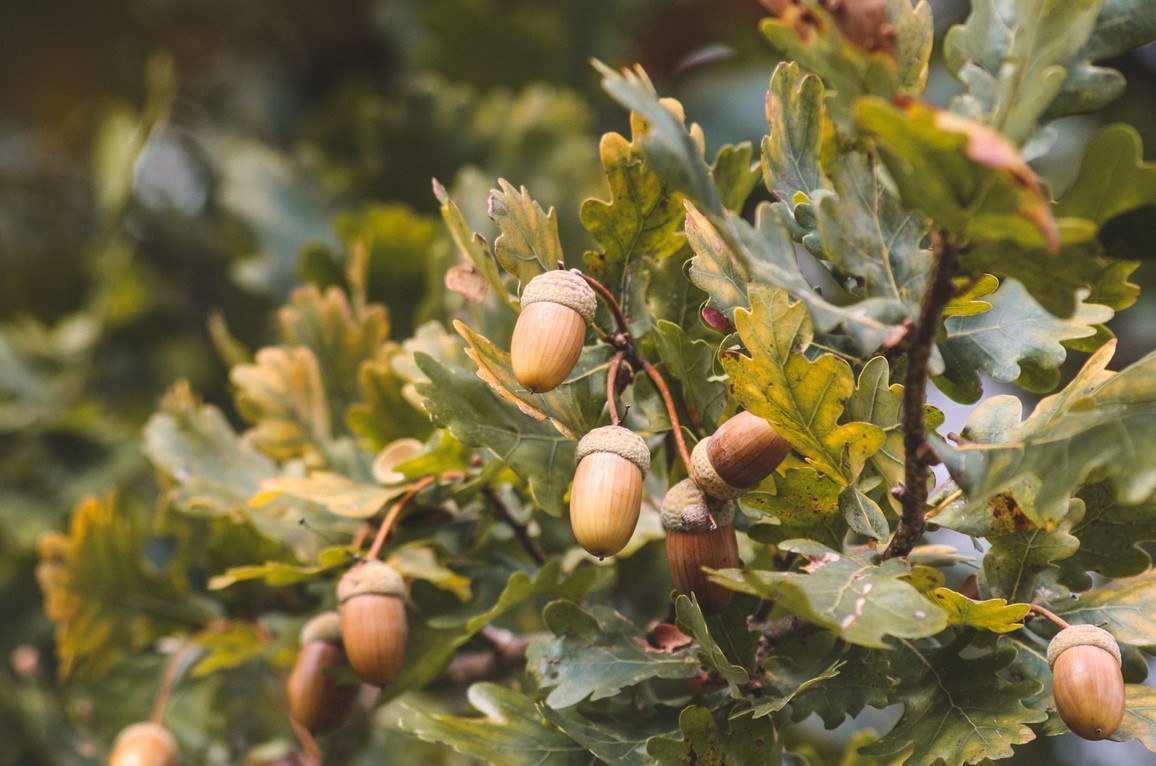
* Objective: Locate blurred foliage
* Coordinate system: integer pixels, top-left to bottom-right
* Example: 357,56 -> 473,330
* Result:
3,0 -> 1156,765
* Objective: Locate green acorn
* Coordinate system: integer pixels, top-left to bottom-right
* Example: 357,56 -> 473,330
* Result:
510,270 -> 597,393
570,425 -> 650,558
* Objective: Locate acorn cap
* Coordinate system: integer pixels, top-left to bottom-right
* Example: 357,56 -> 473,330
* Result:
661,479 -> 735,532
300,611 -> 343,645
575,425 -> 650,475
1047,624 -> 1121,667
520,270 -> 597,326
689,437 -> 745,500
337,560 -> 406,603
110,722 -> 178,766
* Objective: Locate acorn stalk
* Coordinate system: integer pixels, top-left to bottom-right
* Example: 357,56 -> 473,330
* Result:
510,270 -> 597,393
690,412 -> 790,500
286,611 -> 360,732
662,479 -> 740,614
570,425 -> 650,558
337,560 -> 408,686
1047,624 -> 1126,741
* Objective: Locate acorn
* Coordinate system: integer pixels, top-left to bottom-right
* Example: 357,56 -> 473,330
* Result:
286,611 -> 360,732
510,270 -> 597,393
690,412 -> 791,500
570,425 -> 650,558
108,722 -> 179,766
1046,624 -> 1126,741
662,479 -> 740,614
337,560 -> 408,686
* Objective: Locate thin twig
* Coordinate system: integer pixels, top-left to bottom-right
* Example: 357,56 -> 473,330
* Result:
640,358 -> 692,471
882,230 -> 959,560
1027,603 -> 1072,631
150,638 -> 202,724
484,487 -> 548,565
577,267 -> 630,337
366,476 -> 435,560
607,351 -> 625,426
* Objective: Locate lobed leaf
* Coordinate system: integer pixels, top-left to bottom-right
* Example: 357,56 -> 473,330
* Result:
745,468 -> 848,552
433,178 -> 515,308
652,320 -> 728,429
231,346 -> 333,461
721,286 -> 884,484
646,705 -> 785,766
709,540 -> 948,648
927,589 -> 1030,633
489,179 -> 563,284
1055,571 -> 1156,647
527,601 -> 701,708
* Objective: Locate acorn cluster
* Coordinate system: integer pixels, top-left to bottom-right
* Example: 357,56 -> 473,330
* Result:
509,270 -> 791,611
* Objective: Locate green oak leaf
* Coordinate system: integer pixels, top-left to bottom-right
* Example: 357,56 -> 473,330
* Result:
188,621 -> 271,678
1049,0 -> 1156,118
943,0 -> 1102,145
647,705 -> 784,766
1055,571 -> 1156,647
934,278 -> 1113,403
838,487 -> 889,542
400,682 -> 597,766
542,701 -> 680,766
765,632 -> 893,728
927,589 -> 1029,633
653,320 -> 728,429
860,639 -> 1047,765
415,352 -> 575,517
746,660 -> 843,720
36,494 -> 214,680
595,61 -> 724,214
762,61 -> 827,209
347,344 -> 433,449
433,178 -> 515,308
855,97 -> 1059,253
277,284 -> 391,427
1056,124 -> 1156,226
709,540 -> 948,648
815,150 -> 931,316
943,274 -> 998,317
758,0 -> 931,129
231,345 -> 333,461
455,319 -> 611,440
527,601 -> 701,709
490,179 -> 562,284
939,341 -> 1156,529
674,594 -> 750,696
249,472 -> 404,520
744,468 -> 847,552
721,286 -> 884,484
207,545 -> 354,589
1061,479 -> 1156,586
684,201 -> 750,320
711,142 -> 760,214
1113,684 -> 1156,750
980,501 -> 1081,602
580,121 -> 687,297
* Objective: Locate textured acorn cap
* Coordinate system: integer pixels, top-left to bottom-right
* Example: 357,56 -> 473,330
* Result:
689,437 -> 745,500
575,425 -> 650,475
1047,624 -> 1121,667
661,479 -> 735,532
110,722 -> 178,766
337,560 -> 406,603
300,611 -> 343,646
519,270 -> 597,325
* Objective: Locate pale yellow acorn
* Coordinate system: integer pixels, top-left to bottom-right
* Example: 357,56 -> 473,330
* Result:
108,722 -> 179,766
286,611 -> 360,732
1047,624 -> 1126,741
510,270 -> 597,393
570,425 -> 650,558
337,559 -> 408,687
662,479 -> 740,614
690,411 -> 791,500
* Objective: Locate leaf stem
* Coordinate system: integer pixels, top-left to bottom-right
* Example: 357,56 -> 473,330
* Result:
607,351 -> 625,426
1027,603 -> 1071,631
577,268 -> 693,471
150,635 -> 204,724
366,476 -> 435,560
882,230 -> 959,560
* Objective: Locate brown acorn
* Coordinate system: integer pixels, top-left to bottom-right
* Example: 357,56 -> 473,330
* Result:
690,412 -> 790,500
337,560 -> 408,686
286,611 -> 360,732
662,479 -> 740,614
108,722 -> 179,766
570,425 -> 650,559
1047,624 -> 1126,741
510,270 -> 597,393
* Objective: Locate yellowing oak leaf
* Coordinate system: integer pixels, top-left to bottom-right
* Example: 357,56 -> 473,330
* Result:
231,345 -> 332,461
929,588 -> 1029,633
721,286 -> 884,484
